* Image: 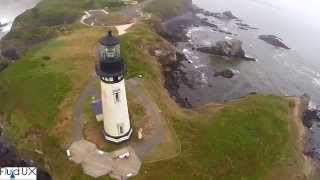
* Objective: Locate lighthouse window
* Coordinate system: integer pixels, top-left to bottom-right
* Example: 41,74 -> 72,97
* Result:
105,47 -> 116,58
118,124 -> 124,135
113,89 -> 121,103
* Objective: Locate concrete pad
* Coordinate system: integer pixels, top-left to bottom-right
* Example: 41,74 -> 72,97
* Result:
110,147 -> 141,178
116,23 -> 135,35
69,140 -> 97,164
69,141 -> 141,179
82,150 -> 113,178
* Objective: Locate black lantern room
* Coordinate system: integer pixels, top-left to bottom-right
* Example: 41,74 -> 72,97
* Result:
96,31 -> 126,84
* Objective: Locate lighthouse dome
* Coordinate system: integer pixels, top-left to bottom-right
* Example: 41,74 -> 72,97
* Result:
99,31 -> 120,46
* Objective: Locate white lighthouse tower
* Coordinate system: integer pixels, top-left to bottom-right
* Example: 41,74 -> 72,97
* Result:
96,31 -> 132,143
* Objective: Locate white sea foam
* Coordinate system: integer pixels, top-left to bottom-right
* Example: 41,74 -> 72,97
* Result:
0,17 -> 10,24
1,23 -> 12,32
194,64 -> 206,69
200,72 -> 208,84
0,18 -> 12,32
201,41 -> 211,46
231,69 -> 240,74
225,36 -> 232,40
309,100 -> 319,110
312,78 -> 320,88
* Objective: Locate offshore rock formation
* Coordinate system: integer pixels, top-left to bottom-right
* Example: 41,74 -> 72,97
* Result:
216,11 -> 238,20
259,35 -> 290,49
214,69 -> 235,78
197,38 -> 256,61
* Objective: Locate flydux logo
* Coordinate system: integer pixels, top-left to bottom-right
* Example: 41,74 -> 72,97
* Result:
0,167 -> 37,180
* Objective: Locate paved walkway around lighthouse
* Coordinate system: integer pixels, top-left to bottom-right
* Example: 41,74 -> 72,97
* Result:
71,76 -> 166,158
127,78 -> 165,160
72,75 -> 99,141
70,77 -> 166,178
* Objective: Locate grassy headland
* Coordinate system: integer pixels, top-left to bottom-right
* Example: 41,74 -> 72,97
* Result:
0,0 -> 125,59
135,96 -> 306,180
0,27 -> 106,179
144,0 -> 192,20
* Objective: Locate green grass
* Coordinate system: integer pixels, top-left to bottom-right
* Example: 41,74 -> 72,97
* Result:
0,27 -> 104,179
135,96 -> 299,180
99,12 -> 131,25
121,23 -> 165,79
144,0 -> 192,20
0,46 -> 71,133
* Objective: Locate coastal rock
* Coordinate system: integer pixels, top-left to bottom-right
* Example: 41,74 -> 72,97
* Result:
151,47 -> 177,66
201,10 -> 238,20
197,38 -> 255,61
0,137 -> 52,179
258,35 -> 290,49
200,19 -> 218,28
160,12 -> 202,42
220,11 -> 238,20
0,21 -> 8,28
303,110 -> 319,128
214,69 -> 235,78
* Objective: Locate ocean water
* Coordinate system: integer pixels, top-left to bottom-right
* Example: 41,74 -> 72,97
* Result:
0,0 -> 40,39
173,0 -> 320,106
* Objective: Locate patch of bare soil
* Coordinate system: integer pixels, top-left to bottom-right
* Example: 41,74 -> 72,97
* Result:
83,121 -> 106,149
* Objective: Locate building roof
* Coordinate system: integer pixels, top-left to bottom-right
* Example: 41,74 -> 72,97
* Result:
99,31 -> 120,46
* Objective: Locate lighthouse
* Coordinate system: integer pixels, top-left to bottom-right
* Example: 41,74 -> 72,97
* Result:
96,31 -> 132,143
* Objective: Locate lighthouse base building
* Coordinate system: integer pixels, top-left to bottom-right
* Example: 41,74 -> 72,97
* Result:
95,31 -> 132,143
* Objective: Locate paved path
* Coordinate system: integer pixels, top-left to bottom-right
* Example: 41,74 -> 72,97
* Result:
120,0 -> 153,18
72,75 -> 99,141
127,79 -> 165,159
81,0 -> 153,27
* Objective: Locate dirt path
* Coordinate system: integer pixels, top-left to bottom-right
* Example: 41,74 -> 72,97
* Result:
80,0 -> 153,27
127,78 -> 165,160
289,97 -> 316,179
120,0 -> 153,18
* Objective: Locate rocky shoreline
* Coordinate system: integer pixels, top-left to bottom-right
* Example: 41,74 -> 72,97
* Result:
154,4 -> 320,175
0,134 -> 51,179
155,6 -> 257,107
156,4 -> 296,108
163,52 -> 194,108
303,109 -> 320,160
